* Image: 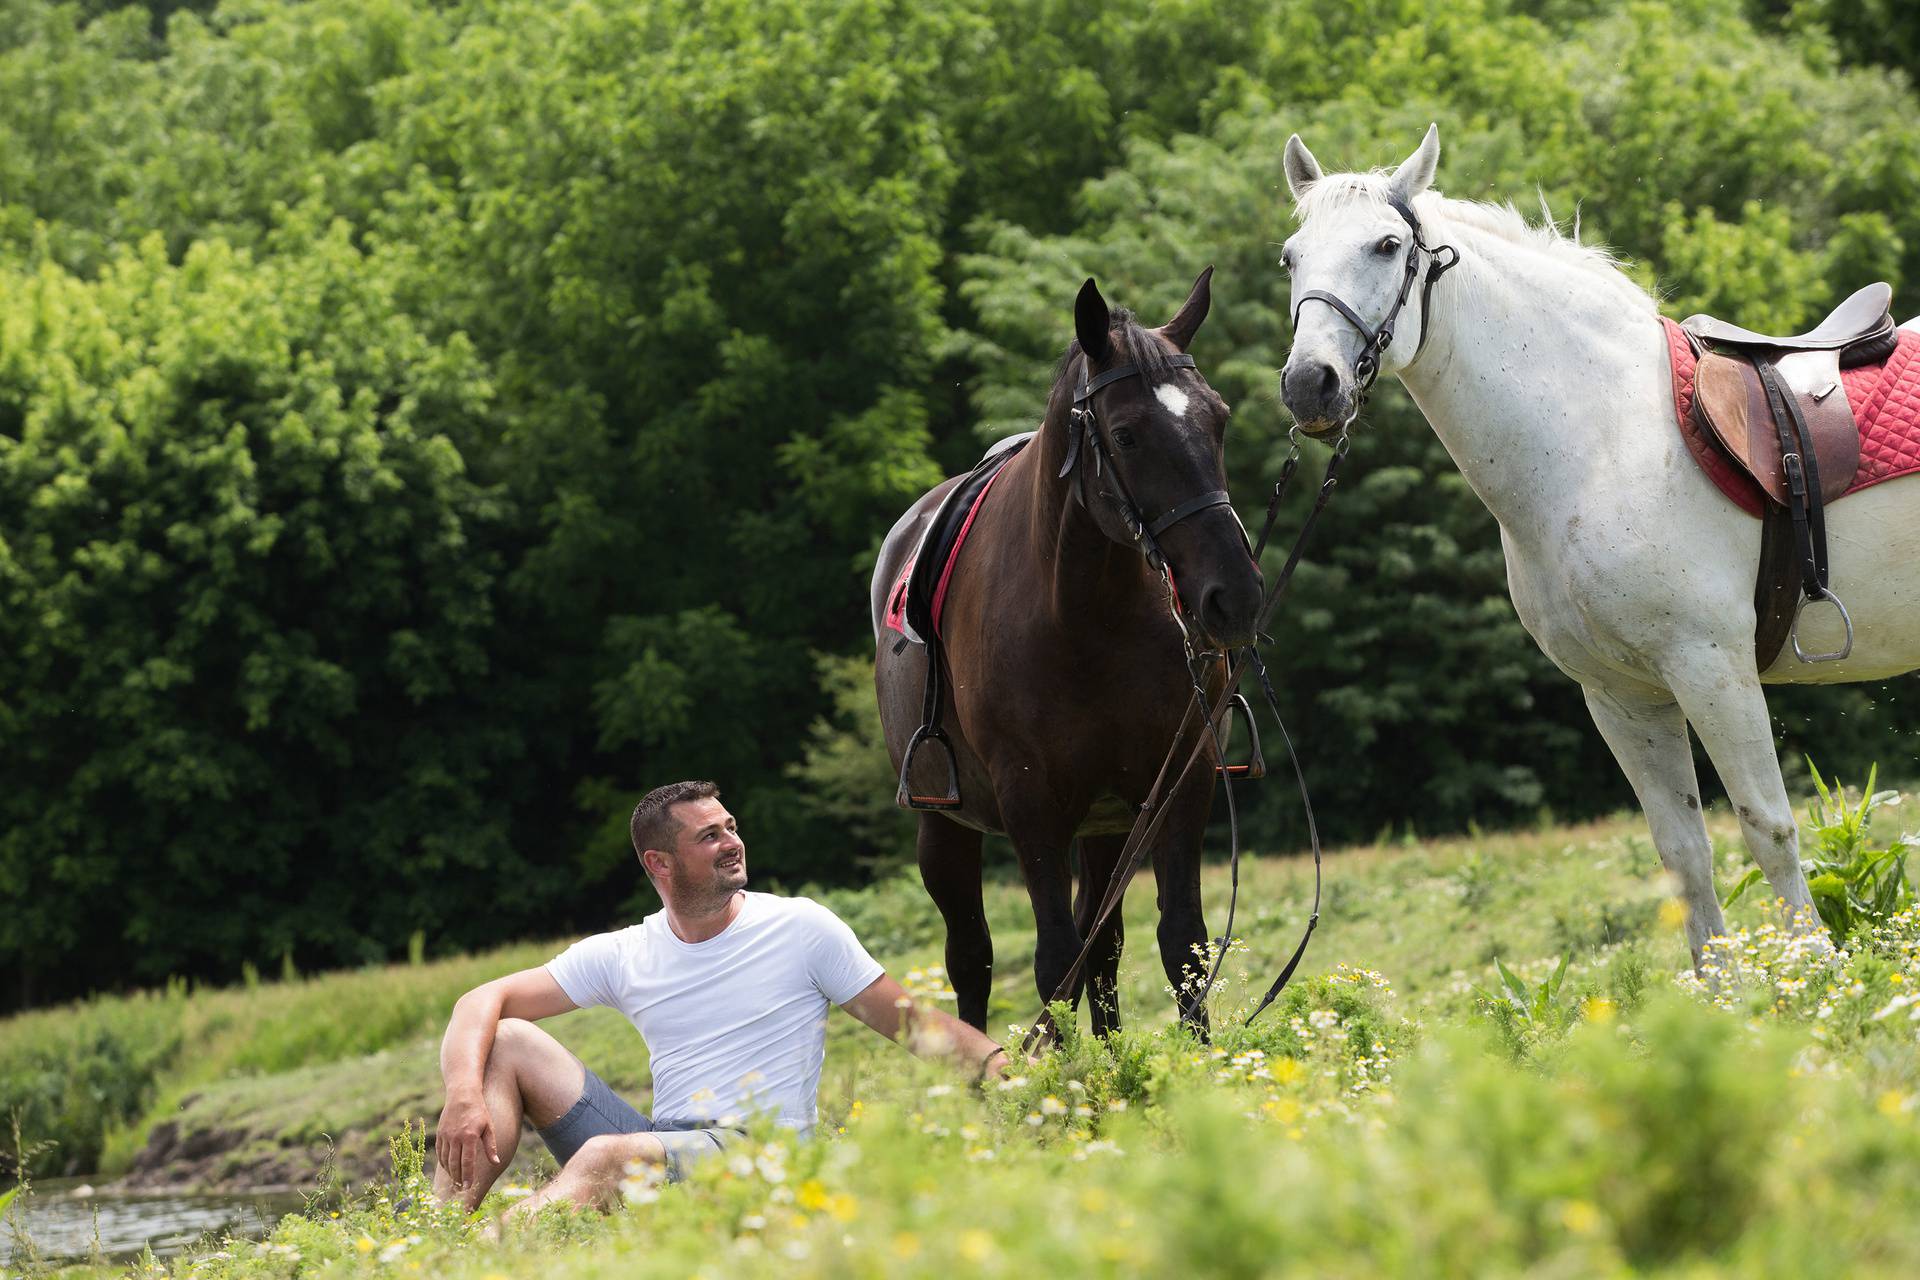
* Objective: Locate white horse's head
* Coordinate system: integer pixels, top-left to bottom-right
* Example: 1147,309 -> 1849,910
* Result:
1279,125 -> 1445,436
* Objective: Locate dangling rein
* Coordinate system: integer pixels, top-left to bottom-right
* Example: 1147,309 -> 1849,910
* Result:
1020,198 -> 1458,1055
1020,430 -> 1350,1055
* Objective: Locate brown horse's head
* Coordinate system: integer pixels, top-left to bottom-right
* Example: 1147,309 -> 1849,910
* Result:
1057,269 -> 1264,649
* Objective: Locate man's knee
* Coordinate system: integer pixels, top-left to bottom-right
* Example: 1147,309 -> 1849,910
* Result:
488,1019 -> 586,1125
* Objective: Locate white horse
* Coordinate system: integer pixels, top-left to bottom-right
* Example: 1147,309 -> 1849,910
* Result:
1277,125 -> 1920,965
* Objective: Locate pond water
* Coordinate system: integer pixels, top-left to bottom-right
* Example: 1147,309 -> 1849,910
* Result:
0,1178 -> 308,1264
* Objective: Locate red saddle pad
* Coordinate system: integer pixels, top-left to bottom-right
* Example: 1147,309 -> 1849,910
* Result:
1664,316 -> 1920,517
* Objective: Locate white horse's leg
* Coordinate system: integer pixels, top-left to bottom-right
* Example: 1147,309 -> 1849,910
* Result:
1582,683 -> 1727,965
1665,660 -> 1817,921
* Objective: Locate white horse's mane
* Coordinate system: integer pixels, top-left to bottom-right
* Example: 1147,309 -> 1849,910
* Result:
1295,171 -> 1657,316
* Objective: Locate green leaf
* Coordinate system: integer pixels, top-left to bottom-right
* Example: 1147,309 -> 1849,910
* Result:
1494,956 -> 1531,1009
1721,867 -> 1765,908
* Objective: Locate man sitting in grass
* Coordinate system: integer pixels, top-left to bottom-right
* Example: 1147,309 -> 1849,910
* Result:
432,779 -> 1009,1218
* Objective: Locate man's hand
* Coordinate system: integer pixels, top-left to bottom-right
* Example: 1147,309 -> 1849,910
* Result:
436,1090 -> 499,1193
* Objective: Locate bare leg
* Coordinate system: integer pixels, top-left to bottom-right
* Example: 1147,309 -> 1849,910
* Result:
917,815 -> 993,1030
1075,835 -> 1128,1037
432,1019 -> 588,1211
1583,683 -> 1728,965
504,1133 -> 668,1222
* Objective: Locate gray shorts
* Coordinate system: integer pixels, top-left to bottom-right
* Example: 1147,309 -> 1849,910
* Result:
536,1066 -> 743,1183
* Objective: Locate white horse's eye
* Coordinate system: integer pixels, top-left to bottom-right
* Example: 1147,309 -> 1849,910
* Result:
1375,235 -> 1402,256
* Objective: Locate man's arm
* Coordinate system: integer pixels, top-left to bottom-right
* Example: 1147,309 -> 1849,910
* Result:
436,967 -> 577,1188
840,974 -> 1009,1081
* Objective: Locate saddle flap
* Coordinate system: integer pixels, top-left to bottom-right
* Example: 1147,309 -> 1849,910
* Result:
1693,351 -> 1859,507
1694,352 -> 1783,502
1774,349 -> 1861,503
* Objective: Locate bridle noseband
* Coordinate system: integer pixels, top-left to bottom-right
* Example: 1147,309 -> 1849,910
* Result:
1290,194 -> 1459,399
1056,352 -> 1246,577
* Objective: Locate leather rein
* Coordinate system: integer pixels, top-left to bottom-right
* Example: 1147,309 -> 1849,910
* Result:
1023,353 -> 1353,1054
1022,208 -> 1459,1052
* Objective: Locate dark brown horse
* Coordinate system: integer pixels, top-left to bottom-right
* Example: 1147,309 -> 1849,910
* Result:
870,271 -> 1263,1037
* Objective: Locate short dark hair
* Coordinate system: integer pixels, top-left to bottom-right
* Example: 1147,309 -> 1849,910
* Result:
630,780 -> 721,856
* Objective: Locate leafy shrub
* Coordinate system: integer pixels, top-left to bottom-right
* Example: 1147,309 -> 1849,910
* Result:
1723,760 -> 1915,945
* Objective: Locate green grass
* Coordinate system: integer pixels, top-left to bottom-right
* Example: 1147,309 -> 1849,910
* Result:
10,798 -> 1920,1276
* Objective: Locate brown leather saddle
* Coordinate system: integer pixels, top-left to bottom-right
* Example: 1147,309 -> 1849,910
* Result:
1683,282 -> 1898,669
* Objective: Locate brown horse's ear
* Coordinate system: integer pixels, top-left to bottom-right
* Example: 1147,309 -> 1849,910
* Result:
1161,266 -> 1213,351
1075,277 -> 1112,364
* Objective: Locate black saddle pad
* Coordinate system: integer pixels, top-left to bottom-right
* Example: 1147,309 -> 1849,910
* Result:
900,432 -> 1032,644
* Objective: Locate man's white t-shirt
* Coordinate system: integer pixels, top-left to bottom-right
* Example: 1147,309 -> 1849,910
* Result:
545,892 -> 883,1133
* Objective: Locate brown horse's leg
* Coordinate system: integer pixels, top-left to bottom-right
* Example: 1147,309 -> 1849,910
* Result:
998,795 -> 1082,1028
1074,835 -> 1128,1038
1152,773 -> 1216,1040
916,814 -> 992,1031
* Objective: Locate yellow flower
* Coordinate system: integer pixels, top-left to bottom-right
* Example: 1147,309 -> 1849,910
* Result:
1271,1057 -> 1304,1084
1560,1200 -> 1603,1235
355,1236 -> 377,1255
1582,997 -> 1616,1024
959,1229 -> 995,1262
1658,899 -> 1689,930
826,1192 -> 859,1223
892,1233 -> 921,1259
1893,973 -> 1906,985
1879,1090 -> 1909,1118
797,1179 -> 830,1212
1079,1187 -> 1109,1214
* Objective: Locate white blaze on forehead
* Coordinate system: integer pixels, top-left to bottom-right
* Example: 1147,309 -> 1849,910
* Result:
1154,383 -> 1190,418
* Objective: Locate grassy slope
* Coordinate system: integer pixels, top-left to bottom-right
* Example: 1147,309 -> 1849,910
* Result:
9,804 -> 1920,1276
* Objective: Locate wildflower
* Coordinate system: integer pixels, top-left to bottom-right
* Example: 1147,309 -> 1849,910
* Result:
925,1084 -> 954,1098
958,1229 -> 995,1262
1106,1099 -> 1128,1112
355,1237 -> 378,1255
996,1075 -> 1029,1092
1659,899 -> 1689,930
797,1179 -> 830,1212
1560,1200 -> 1603,1235
892,1232 -> 922,1259
1582,997 -> 1616,1024
1880,1090 -> 1911,1118
1026,1112 -> 1045,1127
1041,1096 -> 1067,1116
826,1192 -> 859,1222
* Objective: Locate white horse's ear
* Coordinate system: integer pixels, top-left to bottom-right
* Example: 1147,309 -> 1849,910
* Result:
1389,124 -> 1441,201
1284,134 -> 1323,202
1160,266 -> 1212,351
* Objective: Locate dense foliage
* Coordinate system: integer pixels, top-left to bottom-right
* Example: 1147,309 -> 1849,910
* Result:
5,0 -> 1920,1003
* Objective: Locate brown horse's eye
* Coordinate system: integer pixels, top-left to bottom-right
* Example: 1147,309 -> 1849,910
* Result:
1111,427 -> 1137,449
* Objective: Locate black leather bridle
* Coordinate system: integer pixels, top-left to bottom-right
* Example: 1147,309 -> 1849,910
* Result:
1290,194 -> 1459,400
1057,352 -> 1246,576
